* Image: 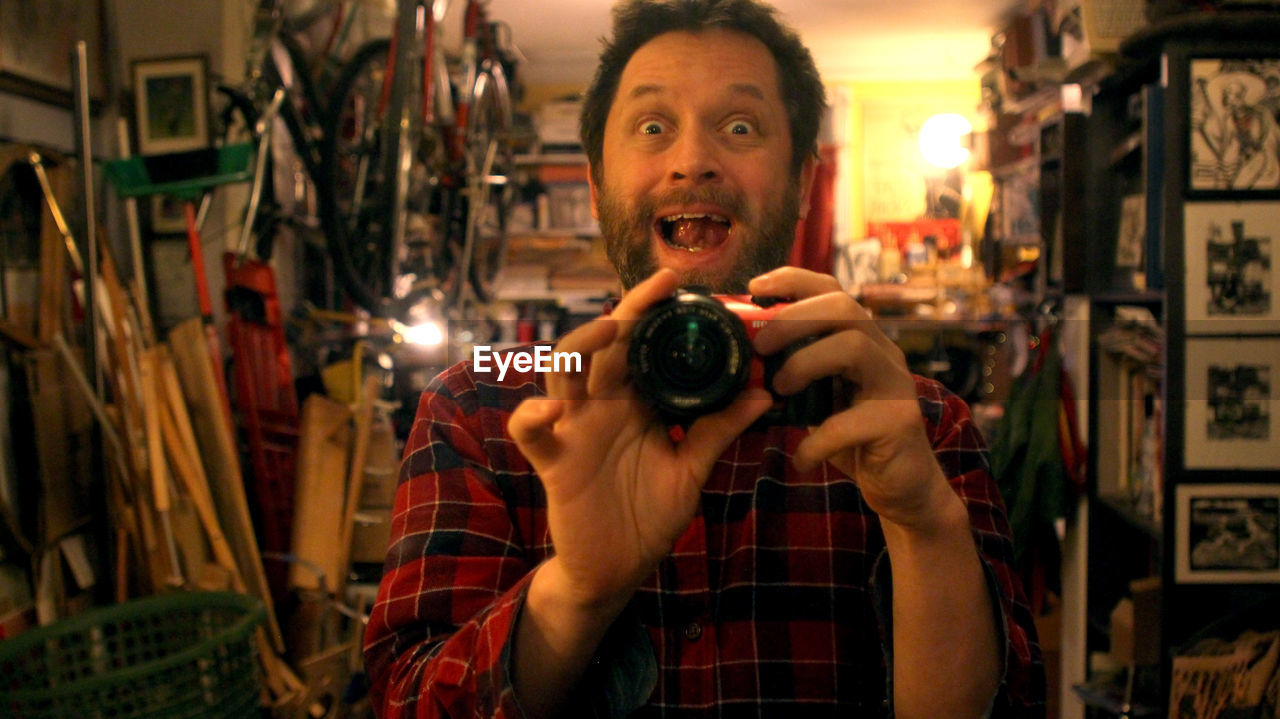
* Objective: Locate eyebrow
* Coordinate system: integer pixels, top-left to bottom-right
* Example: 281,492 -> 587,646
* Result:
626,82 -> 767,102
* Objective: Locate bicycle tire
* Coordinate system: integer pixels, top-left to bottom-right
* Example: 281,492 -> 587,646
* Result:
320,38 -> 451,319
319,38 -> 395,314
459,58 -> 515,305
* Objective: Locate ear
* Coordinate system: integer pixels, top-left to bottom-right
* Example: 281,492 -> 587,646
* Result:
588,164 -> 600,220
796,154 -> 819,220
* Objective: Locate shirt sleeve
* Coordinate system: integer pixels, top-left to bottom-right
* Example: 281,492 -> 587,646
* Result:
363,368 -> 534,719
915,377 -> 1048,717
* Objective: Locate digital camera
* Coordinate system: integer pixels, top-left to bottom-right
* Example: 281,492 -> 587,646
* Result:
627,288 -> 834,426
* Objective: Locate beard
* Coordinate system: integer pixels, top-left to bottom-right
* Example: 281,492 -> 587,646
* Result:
596,179 -> 803,293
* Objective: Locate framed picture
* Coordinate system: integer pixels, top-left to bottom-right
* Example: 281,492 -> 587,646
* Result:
132,56 -> 209,155
150,194 -> 188,234
1115,193 -> 1145,269
1188,58 -> 1280,192
1175,483 -> 1280,584
0,0 -> 106,106
1183,201 -> 1279,334
1184,338 -> 1279,469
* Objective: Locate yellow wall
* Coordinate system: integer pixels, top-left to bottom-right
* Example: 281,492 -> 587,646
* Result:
830,77 -> 983,241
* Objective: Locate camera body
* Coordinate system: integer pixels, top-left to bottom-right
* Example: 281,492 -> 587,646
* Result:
627,288 -> 833,426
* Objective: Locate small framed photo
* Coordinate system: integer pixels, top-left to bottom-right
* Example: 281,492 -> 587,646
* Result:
150,194 -> 188,234
1175,483 -> 1280,584
1115,193 -> 1146,269
132,55 -> 209,155
1189,58 -> 1280,192
1184,338 -> 1278,469
1184,201 -> 1279,334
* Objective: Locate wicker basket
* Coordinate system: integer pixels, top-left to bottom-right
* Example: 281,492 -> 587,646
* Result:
0,591 -> 265,719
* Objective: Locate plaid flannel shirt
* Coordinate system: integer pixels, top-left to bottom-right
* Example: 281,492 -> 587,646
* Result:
365,353 -> 1045,718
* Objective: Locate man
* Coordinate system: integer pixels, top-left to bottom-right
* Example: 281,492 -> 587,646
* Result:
364,1 -> 1045,717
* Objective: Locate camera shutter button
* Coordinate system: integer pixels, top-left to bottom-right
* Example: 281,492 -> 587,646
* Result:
749,296 -> 783,308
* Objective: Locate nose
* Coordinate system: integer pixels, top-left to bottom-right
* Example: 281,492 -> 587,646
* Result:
668,126 -> 721,185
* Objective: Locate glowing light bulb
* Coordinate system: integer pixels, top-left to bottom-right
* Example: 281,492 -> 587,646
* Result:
918,113 -> 972,169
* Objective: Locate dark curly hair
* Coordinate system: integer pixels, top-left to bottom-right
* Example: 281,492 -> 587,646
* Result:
580,0 -> 826,182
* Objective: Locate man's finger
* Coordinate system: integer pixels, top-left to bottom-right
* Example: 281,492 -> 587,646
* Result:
747,266 -> 841,300
508,398 -> 566,466
545,316 -> 617,400
679,388 -> 774,470
607,268 -> 680,321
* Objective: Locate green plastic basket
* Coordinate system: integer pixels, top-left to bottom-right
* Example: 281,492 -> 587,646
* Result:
101,143 -> 255,201
0,591 -> 265,719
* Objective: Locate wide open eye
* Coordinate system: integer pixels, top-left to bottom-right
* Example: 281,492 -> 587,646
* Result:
640,120 -> 665,135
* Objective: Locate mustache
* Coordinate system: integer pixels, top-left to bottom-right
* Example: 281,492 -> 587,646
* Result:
637,186 -> 747,219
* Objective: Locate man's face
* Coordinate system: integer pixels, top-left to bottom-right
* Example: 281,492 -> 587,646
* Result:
590,29 -> 812,293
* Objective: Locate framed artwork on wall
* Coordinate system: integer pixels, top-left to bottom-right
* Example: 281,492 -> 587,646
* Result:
1184,337 -> 1279,469
150,194 -> 188,234
1175,482 -> 1280,584
1183,201 -> 1279,334
132,56 -> 209,155
1188,57 -> 1280,193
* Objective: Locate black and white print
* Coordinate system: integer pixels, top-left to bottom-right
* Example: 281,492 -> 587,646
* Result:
1190,58 -> 1280,191
1185,339 -> 1280,469
1184,202 -> 1280,333
1177,484 -> 1280,583
1206,362 -> 1270,441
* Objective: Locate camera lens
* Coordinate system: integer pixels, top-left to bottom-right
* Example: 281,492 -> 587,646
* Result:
629,291 -> 752,421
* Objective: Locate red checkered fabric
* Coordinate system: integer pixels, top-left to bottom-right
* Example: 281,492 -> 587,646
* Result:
364,357 -> 1045,718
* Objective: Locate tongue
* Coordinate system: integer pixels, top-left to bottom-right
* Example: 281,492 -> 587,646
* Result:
670,217 -> 729,250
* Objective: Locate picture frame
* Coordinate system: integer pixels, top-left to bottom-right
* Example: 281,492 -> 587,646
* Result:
1175,483 -> 1280,584
150,194 -> 188,235
1184,337 -> 1279,469
132,56 -> 209,155
1188,57 -> 1280,193
1183,201 -> 1279,334
1115,193 -> 1145,269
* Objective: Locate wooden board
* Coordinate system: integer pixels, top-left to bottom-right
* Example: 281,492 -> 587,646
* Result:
167,317 -> 283,650
289,393 -> 353,592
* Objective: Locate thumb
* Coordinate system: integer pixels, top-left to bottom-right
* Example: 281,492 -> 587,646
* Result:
508,398 -> 566,466
679,388 -> 773,471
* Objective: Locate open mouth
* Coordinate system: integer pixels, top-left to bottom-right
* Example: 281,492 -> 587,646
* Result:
658,213 -> 732,253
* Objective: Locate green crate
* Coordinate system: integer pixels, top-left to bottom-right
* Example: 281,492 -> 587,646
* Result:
102,143 -> 254,201
0,591 -> 265,719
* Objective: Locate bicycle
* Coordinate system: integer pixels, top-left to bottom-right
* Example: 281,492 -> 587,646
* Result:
320,0 -> 518,324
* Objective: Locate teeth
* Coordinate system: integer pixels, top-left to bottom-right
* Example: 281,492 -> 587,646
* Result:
664,213 -> 729,223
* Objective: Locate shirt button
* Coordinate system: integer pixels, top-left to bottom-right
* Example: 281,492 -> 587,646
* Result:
682,621 -> 703,641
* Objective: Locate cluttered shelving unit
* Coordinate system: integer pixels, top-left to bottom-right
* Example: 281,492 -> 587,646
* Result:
1072,11 -> 1280,717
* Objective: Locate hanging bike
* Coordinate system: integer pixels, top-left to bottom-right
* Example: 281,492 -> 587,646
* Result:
320,0 -> 517,324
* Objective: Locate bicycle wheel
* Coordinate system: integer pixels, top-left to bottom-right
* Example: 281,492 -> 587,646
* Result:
321,37 -> 453,320
458,58 -> 515,305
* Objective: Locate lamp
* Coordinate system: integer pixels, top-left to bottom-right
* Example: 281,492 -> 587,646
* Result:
918,113 -> 973,169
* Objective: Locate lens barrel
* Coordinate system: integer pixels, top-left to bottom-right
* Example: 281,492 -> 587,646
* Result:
629,290 -> 752,421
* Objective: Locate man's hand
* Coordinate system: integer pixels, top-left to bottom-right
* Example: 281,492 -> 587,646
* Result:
508,268 -> 773,610
747,267 -> 955,531
750,267 -> 1000,718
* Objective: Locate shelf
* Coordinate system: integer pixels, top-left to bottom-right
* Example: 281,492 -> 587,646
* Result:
1093,290 -> 1164,306
1109,132 -> 1143,167
515,152 -> 588,166
1095,493 -> 1162,541
1071,678 -> 1160,717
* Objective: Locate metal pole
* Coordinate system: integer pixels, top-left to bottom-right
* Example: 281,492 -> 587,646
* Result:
72,40 -> 101,397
